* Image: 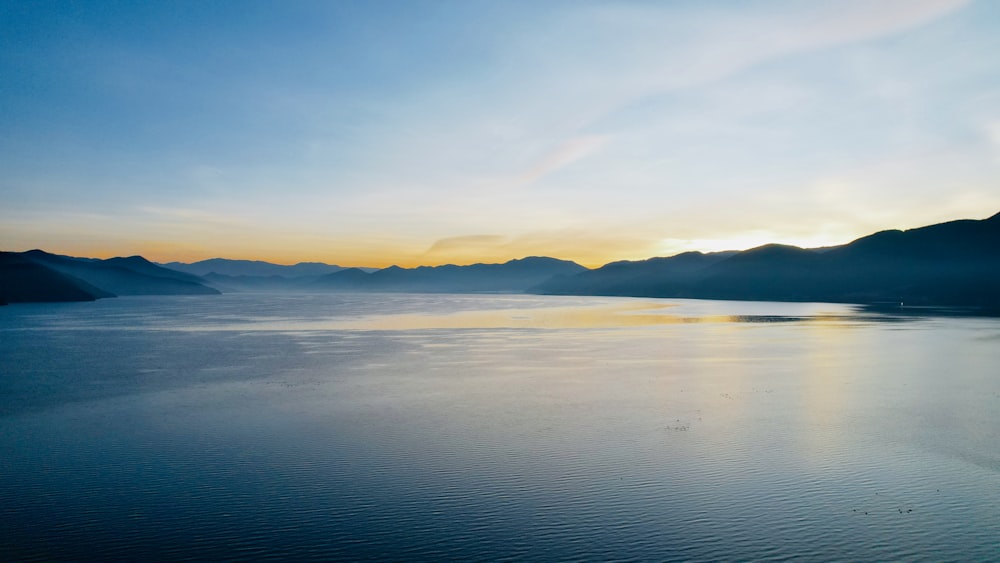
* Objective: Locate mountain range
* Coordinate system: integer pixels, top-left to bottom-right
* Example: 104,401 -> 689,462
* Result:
309,257 -> 587,293
535,211 -> 1000,308
157,258 -> 383,292
0,250 -> 219,304
161,258 -> 350,278
3,211 -> 998,308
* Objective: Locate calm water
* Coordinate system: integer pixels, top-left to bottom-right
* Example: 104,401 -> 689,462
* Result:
1,293 -> 998,561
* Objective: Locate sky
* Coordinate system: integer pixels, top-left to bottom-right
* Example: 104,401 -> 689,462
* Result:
2,0 -> 999,268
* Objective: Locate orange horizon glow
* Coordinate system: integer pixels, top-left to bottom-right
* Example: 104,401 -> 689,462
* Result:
5,2 -> 1000,279
9,243 -> 629,270
9,232 -> 859,270
7,207 -> 996,270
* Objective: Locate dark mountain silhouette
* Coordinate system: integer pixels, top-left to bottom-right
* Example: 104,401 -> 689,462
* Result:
159,258 -> 362,291
0,252 -> 113,304
694,244 -> 828,301
162,258 -> 346,278
5,211 -> 997,307
3,250 -> 219,301
535,251 -> 736,297
102,256 -> 209,286
533,212 -> 1000,308
807,212 -> 1000,305
311,257 -> 587,293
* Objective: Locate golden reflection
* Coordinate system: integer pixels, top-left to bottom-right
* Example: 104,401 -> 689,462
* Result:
312,302 -> 748,331
797,317 -> 859,463
167,299 -> 872,333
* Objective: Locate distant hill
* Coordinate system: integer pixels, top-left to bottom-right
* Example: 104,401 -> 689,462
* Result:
535,251 -> 736,297
23,251 -> 220,297
311,257 -> 588,293
0,250 -> 219,304
0,252 -> 113,304
6,211 -> 998,307
533,212 -> 1000,308
161,258 -> 347,278
308,268 -> 372,291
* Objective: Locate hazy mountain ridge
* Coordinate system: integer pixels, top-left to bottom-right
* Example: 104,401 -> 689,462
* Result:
158,258 -> 370,291
0,252 -> 113,304
310,257 -> 588,293
162,258 -> 348,278
535,212 -> 1000,308
0,250 -> 219,304
4,212 -> 998,307
535,251 -> 737,297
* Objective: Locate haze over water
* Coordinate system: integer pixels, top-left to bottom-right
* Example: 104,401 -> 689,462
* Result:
2,293 -> 998,561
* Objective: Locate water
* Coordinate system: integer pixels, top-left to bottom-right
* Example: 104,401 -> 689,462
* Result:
1,293 -> 998,561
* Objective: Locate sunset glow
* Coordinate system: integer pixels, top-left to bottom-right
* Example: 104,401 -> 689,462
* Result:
3,1 -> 999,267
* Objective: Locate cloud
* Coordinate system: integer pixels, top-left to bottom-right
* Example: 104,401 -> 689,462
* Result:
502,229 -> 661,267
424,234 -> 507,256
515,135 -> 611,186
3,0 -> 985,267
783,0 -> 970,49
344,0 -> 973,204
493,0 -> 972,127
414,228 -> 664,268
137,206 -> 246,228
985,121 -> 1000,161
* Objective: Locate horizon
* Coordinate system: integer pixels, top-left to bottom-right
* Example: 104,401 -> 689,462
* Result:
6,207 -> 997,270
3,1 -> 1000,267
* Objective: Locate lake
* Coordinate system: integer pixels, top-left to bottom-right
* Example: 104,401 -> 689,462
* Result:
1,293 -> 998,561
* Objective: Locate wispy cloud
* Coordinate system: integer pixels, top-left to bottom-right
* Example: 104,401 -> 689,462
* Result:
424,235 -> 507,257
137,206 -> 244,225
514,135 -> 610,186
416,228 -> 664,268
985,121 -> 1000,161
2,0 -> 991,266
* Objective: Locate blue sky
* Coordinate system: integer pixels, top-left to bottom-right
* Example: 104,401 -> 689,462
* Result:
2,0 -> 999,266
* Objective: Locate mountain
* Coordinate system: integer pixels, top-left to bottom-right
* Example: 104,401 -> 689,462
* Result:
102,255 -> 210,286
161,258 -> 346,278
0,252 -> 113,304
0,250 -> 220,303
6,211 -> 997,307
307,268 -> 373,291
535,251 -> 736,296
23,250 -> 220,296
693,244 -> 828,301
311,257 -> 587,293
533,212 -> 1000,308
